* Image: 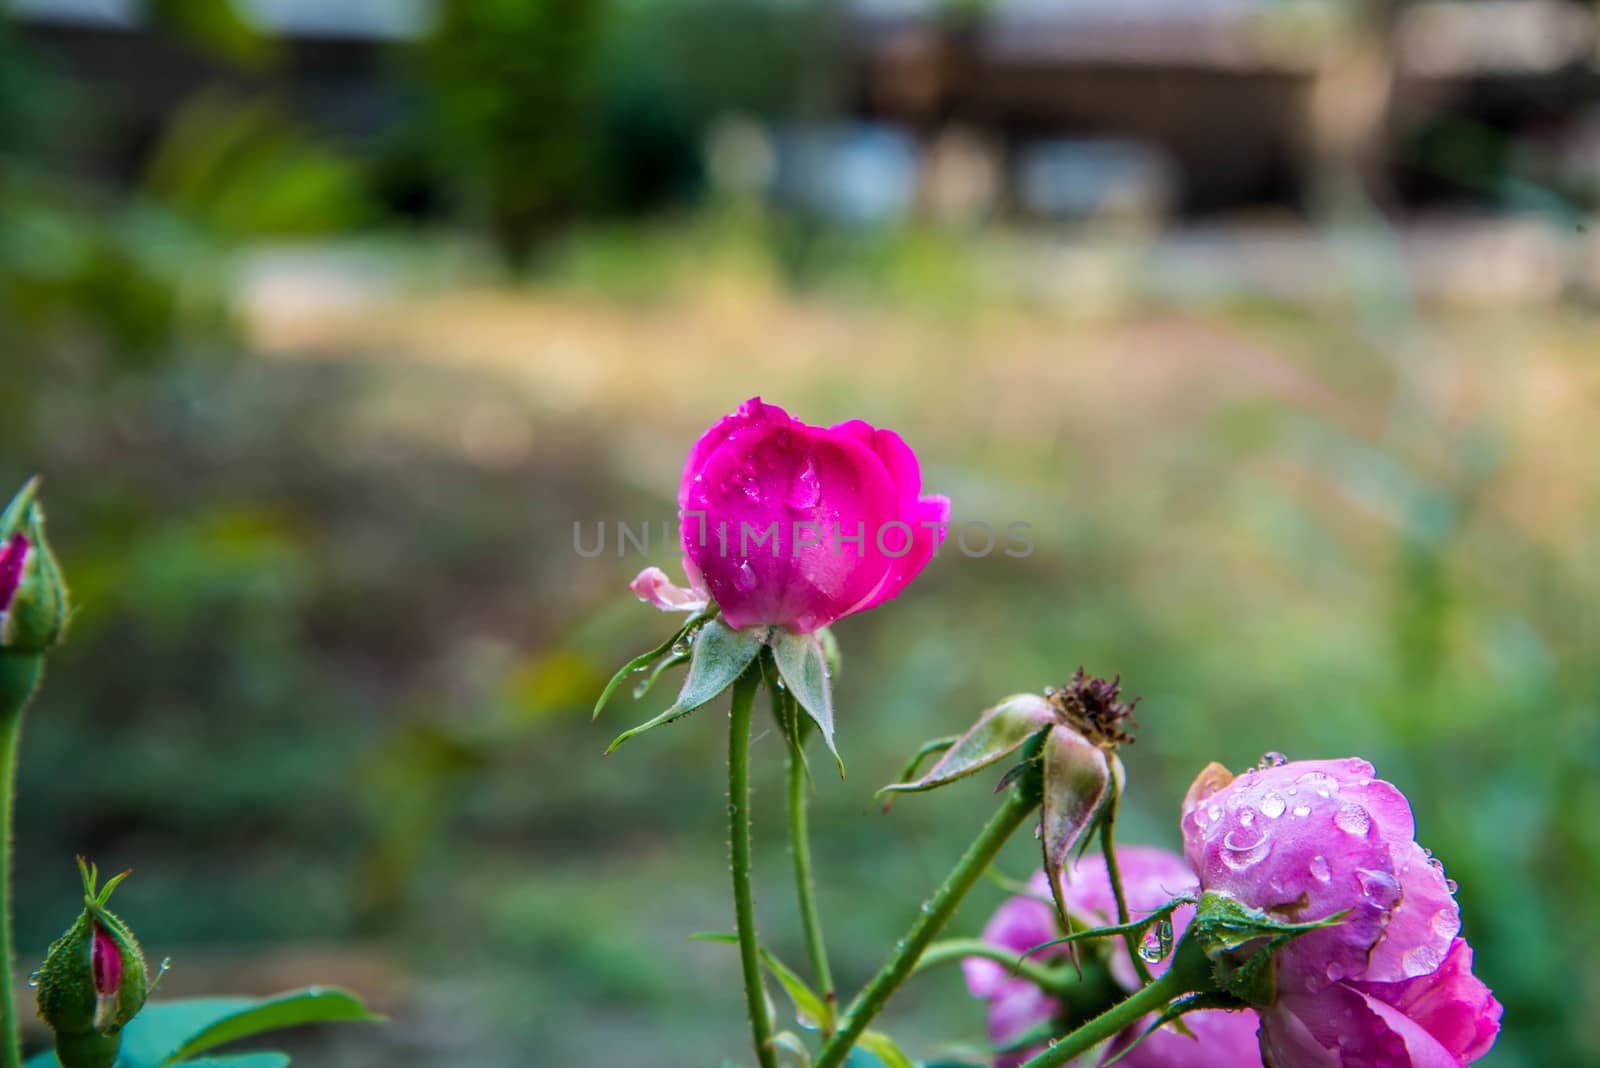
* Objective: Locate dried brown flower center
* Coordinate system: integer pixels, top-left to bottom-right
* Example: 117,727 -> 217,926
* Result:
1048,668 -> 1139,749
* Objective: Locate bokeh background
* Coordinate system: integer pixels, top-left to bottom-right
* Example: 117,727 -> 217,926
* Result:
3,1 -> 1598,1065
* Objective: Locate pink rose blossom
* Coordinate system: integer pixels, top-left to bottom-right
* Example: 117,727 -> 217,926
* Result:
676,397 -> 949,633
964,847 -> 1264,1068
1182,758 -> 1501,1066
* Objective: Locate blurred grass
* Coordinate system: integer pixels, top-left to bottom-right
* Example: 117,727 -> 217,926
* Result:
4,213 -> 1597,1066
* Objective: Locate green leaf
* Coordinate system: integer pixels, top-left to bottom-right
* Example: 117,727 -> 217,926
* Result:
878,696 -> 1052,796
1039,729 -> 1113,928
690,933 -> 833,1033
24,1054 -> 292,1068
858,1031 -> 915,1068
166,988 -> 378,1061
605,619 -> 765,753
24,990 -> 374,1068
770,630 -> 840,774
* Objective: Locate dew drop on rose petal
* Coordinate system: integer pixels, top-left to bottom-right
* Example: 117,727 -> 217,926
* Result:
1334,804 -> 1372,836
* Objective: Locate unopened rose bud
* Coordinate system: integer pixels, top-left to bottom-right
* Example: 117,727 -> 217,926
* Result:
0,479 -> 69,653
35,859 -> 154,1068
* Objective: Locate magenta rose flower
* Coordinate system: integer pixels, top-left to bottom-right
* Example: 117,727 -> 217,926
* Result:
669,397 -> 949,633
1181,758 -> 1501,1066
964,846 -> 1264,1068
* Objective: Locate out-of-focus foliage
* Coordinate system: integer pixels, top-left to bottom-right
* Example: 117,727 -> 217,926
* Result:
414,0 -> 614,266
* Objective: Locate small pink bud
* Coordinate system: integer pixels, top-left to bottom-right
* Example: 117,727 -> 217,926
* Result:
91,924 -> 122,997
0,532 -> 27,614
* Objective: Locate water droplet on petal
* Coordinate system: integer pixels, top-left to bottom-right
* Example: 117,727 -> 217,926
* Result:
1291,804 -> 1312,818
785,457 -> 821,510
1206,804 -> 1222,822
1221,827 -> 1270,871
1355,868 -> 1401,907
1430,908 -> 1460,940
1260,793 -> 1286,819
1445,878 -> 1459,894
1334,804 -> 1371,836
1257,751 -> 1288,769
1309,855 -> 1332,882
1239,809 -> 1256,827
1403,944 -> 1445,975
733,560 -> 758,591
1326,961 -> 1346,983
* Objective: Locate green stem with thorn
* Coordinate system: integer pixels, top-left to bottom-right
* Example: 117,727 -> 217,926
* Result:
0,652 -> 44,1068
728,667 -> 776,1068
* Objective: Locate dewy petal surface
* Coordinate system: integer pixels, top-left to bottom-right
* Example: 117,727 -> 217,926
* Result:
1353,939 -> 1503,1062
1184,758 -> 1499,1066
677,397 -> 946,632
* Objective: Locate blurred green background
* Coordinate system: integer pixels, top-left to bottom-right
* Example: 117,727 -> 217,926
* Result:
2,1 -> 1598,1065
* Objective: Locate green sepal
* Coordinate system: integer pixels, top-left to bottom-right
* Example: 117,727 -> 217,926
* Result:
592,609 -> 713,720
769,629 -> 842,776
1040,732 -> 1116,930
878,695 -> 1053,796
879,735 -> 958,812
0,477 -> 40,539
1101,992 -> 1250,1067
604,618 -> 764,753
1189,891 -> 1350,1005
692,932 -> 834,1034
1017,895 -> 1196,965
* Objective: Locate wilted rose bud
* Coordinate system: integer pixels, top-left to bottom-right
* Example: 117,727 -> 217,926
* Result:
881,670 -> 1138,926
35,859 -> 154,1068
0,479 -> 70,653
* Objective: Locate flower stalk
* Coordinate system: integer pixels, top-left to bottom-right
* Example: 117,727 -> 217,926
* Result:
727,667 -> 777,1068
781,691 -> 835,1028
1016,965 -> 1190,1068
814,787 -> 1038,1068
0,651 -> 44,1068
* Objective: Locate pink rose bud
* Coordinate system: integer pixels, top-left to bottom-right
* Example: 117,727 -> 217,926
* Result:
0,532 -> 27,615
964,847 -> 1264,1068
678,397 -> 949,633
35,859 -> 154,1068
1181,757 -> 1501,1066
